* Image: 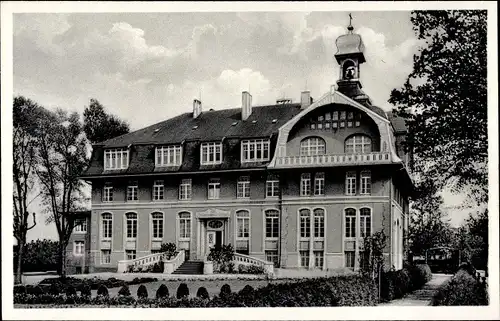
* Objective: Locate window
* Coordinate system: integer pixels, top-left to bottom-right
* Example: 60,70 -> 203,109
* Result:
237,176 -> 250,198
126,213 -> 138,239
332,111 -> 339,120
73,241 -> 85,256
360,208 -> 372,238
314,251 -> 324,268
126,250 -> 136,260
265,250 -> 279,267
201,142 -> 222,165
360,170 -> 371,195
236,210 -> 250,239
317,123 -> 323,129
241,139 -> 270,162
325,113 -> 331,120
73,218 -> 87,233
300,173 -> 311,196
101,250 -> 111,264
101,213 -> 112,239
266,178 -> 280,197
325,122 -> 331,129
179,212 -> 191,239
103,182 -> 113,202
345,251 -> 355,269
299,209 -> 311,238
104,148 -> 129,170
345,135 -> 372,153
151,212 -> 164,240
300,251 -> 310,267
300,137 -> 326,156
265,210 -> 279,238
348,112 -> 354,120
345,208 -> 356,238
310,123 -> 316,129
156,145 -> 182,166
340,111 -> 346,120
314,208 -> 325,238
127,181 -> 138,201
179,179 -> 192,200
208,178 -> 221,200
314,172 -> 325,196
346,171 -> 356,195
153,180 -> 164,200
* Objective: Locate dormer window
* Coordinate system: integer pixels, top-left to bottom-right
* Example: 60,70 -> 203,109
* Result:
104,148 -> 129,170
201,142 -> 222,165
156,145 -> 182,166
241,139 -> 270,162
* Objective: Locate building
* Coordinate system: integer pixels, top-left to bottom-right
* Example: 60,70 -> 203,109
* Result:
77,23 -> 413,273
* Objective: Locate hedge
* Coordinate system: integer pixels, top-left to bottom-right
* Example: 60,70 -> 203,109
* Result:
432,269 -> 488,306
380,264 -> 433,302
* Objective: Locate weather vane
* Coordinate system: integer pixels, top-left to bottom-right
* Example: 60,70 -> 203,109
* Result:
348,13 -> 354,33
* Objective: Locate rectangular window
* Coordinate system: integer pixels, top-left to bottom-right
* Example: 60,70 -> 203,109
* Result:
310,123 -> 316,129
151,213 -> 164,239
300,173 -> 311,196
346,171 -> 357,195
314,209 -> 325,238
340,111 -> 346,120
317,123 -> 323,129
360,209 -> 372,238
325,122 -> 331,129
314,172 -> 325,196
360,171 -> 371,195
237,176 -> 250,198
103,183 -> 113,202
314,251 -> 324,268
208,178 -> 221,200
179,213 -> 191,239
102,214 -> 112,239
300,210 -> 311,238
355,120 -> 361,127
266,179 -> 280,198
345,251 -> 355,269
340,121 -> 345,128
236,211 -> 250,239
265,210 -> 280,238
265,250 -> 279,267
104,148 -> 129,170
201,142 -> 223,165
127,181 -> 138,201
155,145 -> 182,166
332,122 -> 338,129
73,218 -> 87,233
347,121 -> 353,128
348,112 -> 354,120
332,111 -> 339,120
325,113 -> 331,120
73,241 -> 85,256
241,139 -> 270,162
300,251 -> 310,267
345,212 -> 356,238
153,180 -> 164,200
179,179 -> 192,200
126,214 -> 138,239
101,250 -> 111,264
126,250 -> 136,260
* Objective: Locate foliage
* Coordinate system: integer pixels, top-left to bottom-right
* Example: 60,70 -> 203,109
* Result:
15,239 -> 59,272
152,261 -> 163,273
97,285 -> 109,297
360,230 -> 387,278
380,268 -> 413,301
80,284 -> 92,297
389,10 -> 487,205
219,284 -> 232,299
407,264 -> 433,290
238,285 -> 255,297
160,242 -> 177,260
432,269 -> 488,305
118,285 -> 131,296
455,209 -> 488,271
155,284 -> 169,299
137,285 -> 148,299
83,98 -> 130,144
196,286 -> 209,299
176,283 -> 189,299
238,264 -> 265,274
207,244 -> 235,272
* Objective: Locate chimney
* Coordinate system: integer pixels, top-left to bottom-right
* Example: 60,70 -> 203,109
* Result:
193,99 -> 202,118
301,91 -> 311,109
242,91 -> 253,120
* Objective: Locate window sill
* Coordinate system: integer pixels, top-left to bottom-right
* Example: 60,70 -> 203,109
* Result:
265,196 -> 280,199
265,237 -> 279,241
200,162 -> 223,166
178,199 -> 192,201
236,237 -> 250,241
102,200 -> 114,203
73,253 -> 84,257
236,197 -> 251,200
73,231 -> 87,234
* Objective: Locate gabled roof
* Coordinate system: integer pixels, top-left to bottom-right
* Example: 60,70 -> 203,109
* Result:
98,103 -> 303,148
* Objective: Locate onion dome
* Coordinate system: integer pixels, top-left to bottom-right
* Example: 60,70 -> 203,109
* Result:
334,17 -> 366,64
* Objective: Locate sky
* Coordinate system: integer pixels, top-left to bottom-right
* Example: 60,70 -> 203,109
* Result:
12,11 -> 476,241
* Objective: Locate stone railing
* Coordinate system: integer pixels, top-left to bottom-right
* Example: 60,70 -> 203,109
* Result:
117,251 -> 166,273
233,253 -> 275,276
275,152 -> 392,168
163,250 -> 185,274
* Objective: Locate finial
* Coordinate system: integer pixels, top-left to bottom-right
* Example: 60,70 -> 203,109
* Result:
347,13 -> 354,33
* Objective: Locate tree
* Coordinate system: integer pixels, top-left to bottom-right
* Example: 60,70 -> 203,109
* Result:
389,11 -> 487,205
83,98 -> 130,144
455,209 -> 488,270
36,108 -> 89,277
13,96 -> 42,284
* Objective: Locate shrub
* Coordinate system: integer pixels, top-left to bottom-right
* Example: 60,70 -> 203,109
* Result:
238,285 -> 255,297
432,269 -> 488,306
65,285 -> 77,297
207,244 -> 235,272
97,284 -> 109,297
156,284 -> 169,299
160,242 -> 177,260
80,284 -> 92,297
30,285 -> 45,296
137,285 -> 148,299
196,286 -> 209,299
247,264 -> 265,274
457,262 -> 477,277
380,268 -> 412,301
220,284 -> 232,298
118,285 -> 131,296
176,283 -> 189,299
14,285 -> 26,295
152,261 -> 163,273
48,282 -> 63,295
408,264 -> 432,290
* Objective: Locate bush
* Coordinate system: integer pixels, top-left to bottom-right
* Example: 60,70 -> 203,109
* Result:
137,284 -> 148,299
14,285 -> 26,295
97,284 -> 109,297
156,284 -> 169,299
196,286 -> 209,299
238,285 -> 255,297
408,264 -> 432,290
152,261 -> 163,273
80,284 -> 92,297
220,284 -> 232,298
380,268 -> 412,301
176,283 -> 189,299
457,262 -> 477,277
207,244 -> 235,273
48,282 -> 63,295
65,285 -> 77,297
160,242 -> 177,260
118,285 -> 131,296
432,270 -> 488,306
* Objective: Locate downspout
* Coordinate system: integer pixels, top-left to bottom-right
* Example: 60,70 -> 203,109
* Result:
389,175 -> 393,270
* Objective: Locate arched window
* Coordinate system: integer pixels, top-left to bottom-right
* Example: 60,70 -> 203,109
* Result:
313,209 -> 325,238
299,209 -> 311,238
300,137 -> 326,156
101,213 -> 112,239
236,210 -> 250,239
125,213 -> 137,239
345,135 -> 372,153
360,208 -> 371,237
151,212 -> 164,240
178,212 -> 191,240
345,208 -> 356,238
265,209 -> 280,238
343,59 -> 357,80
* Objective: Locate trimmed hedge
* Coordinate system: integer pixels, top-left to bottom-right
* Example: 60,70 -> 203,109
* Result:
155,284 -> 169,299
196,287 -> 209,299
137,285 -> 148,299
380,263 -> 433,302
176,283 -> 189,299
432,269 -> 488,306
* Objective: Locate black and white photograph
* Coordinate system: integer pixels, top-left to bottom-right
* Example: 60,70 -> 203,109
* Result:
1,1 -> 498,320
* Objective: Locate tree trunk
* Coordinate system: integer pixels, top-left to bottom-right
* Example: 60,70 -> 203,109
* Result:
58,244 -> 67,278
15,241 -> 24,284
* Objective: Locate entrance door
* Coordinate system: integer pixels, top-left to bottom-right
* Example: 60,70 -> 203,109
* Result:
215,231 -> 223,249
207,231 -> 216,254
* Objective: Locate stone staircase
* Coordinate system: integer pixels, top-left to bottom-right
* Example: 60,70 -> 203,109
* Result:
172,261 -> 204,275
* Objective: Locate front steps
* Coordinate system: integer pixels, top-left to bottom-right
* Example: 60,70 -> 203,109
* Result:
172,261 -> 204,275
